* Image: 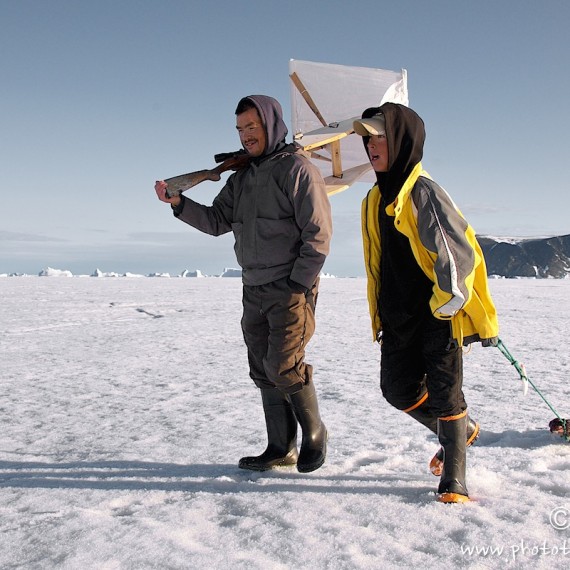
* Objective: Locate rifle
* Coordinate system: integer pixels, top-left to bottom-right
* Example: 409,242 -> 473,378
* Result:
164,150 -> 250,198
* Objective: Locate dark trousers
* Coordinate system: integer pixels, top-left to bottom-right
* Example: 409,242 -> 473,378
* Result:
241,277 -> 318,394
380,316 -> 466,417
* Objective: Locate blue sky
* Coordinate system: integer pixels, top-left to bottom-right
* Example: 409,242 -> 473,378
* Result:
2,0 -> 569,276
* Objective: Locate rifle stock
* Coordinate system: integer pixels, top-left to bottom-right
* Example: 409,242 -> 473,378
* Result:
164,151 -> 250,198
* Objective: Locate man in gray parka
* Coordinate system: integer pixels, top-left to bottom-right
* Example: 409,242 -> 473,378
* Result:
155,95 -> 332,473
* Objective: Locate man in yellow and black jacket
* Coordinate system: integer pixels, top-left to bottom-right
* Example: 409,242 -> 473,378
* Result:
354,103 -> 499,503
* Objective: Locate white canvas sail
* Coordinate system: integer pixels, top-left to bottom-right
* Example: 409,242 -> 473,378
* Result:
289,59 -> 408,195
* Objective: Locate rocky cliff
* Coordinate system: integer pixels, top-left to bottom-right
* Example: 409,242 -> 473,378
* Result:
478,234 -> 570,278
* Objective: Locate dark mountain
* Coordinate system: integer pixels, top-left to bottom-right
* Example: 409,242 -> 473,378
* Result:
478,234 -> 570,278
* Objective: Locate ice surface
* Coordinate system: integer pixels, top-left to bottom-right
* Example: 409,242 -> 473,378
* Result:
1,277 -> 569,569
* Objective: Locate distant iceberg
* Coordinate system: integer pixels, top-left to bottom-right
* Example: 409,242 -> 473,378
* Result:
38,267 -> 73,277
91,268 -> 121,278
220,268 -> 242,278
6,266 -> 338,279
181,269 -> 205,278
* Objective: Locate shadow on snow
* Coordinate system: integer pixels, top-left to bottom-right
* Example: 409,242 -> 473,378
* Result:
0,428 -> 565,496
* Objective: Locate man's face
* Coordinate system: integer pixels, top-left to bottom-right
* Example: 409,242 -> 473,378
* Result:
236,107 -> 266,157
367,134 -> 389,172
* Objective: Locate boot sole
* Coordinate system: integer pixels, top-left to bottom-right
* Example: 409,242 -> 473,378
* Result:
238,451 -> 298,472
437,492 -> 470,504
238,460 -> 297,472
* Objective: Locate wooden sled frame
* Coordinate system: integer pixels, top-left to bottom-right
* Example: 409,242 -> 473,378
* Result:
290,71 -> 371,196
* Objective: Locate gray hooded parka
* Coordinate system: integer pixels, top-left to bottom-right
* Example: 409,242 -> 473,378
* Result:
174,95 -> 332,289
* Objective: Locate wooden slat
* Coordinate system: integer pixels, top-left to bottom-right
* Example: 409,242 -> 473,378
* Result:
324,162 -> 372,195
300,131 -> 349,151
307,150 -> 332,163
330,140 -> 342,178
290,72 -> 327,127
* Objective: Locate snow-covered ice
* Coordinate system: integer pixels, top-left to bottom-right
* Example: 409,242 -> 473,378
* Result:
1,277 -> 569,569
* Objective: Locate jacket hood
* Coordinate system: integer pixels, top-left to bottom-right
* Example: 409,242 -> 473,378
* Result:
361,102 -> 425,202
241,95 -> 289,157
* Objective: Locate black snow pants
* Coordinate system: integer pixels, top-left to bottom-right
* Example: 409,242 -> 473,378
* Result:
379,315 -> 466,418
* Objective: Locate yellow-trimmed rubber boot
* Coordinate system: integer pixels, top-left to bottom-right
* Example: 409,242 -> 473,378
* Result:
436,414 -> 470,504
404,392 -> 438,434
430,416 -> 479,476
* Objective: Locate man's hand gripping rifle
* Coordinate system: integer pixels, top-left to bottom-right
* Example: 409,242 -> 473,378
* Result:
164,150 -> 250,198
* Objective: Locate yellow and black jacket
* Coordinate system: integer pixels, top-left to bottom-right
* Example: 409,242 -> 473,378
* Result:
362,162 -> 499,347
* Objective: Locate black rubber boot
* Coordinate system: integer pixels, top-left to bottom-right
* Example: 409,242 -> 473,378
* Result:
430,416 -> 479,476
436,415 -> 470,503
288,381 -> 327,473
406,398 -> 438,434
238,388 -> 298,471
